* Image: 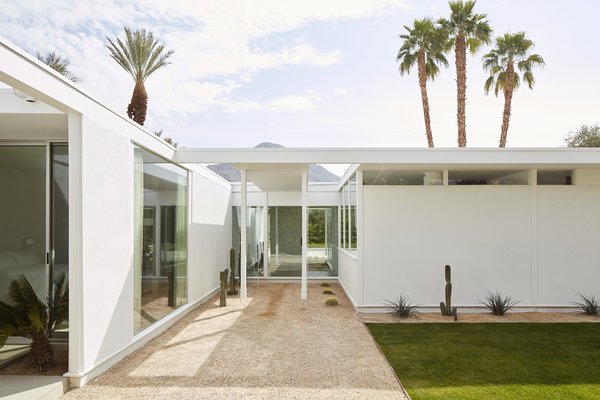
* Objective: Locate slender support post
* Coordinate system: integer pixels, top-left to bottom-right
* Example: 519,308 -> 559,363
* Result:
263,192 -> 268,278
275,207 -> 279,267
301,168 -> 308,307
66,113 -> 84,383
240,169 -> 247,306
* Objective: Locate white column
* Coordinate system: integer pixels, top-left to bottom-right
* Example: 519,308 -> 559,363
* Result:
529,169 -> 538,309
357,170 -> 365,305
263,192 -> 268,278
301,167 -> 308,306
67,113 -> 84,382
275,207 -> 279,267
240,169 -> 247,305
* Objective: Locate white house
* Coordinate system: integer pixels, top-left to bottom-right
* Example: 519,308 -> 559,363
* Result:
1,36 -> 600,388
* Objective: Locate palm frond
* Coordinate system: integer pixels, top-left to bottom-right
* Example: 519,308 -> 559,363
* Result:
482,32 -> 543,94
8,275 -> 45,313
443,1 -> 492,47
484,75 -> 495,95
47,272 -> 69,331
106,27 -> 174,84
36,51 -> 80,82
397,18 -> 449,79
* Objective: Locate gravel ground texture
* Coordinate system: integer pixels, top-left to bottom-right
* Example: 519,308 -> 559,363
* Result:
61,282 -> 408,400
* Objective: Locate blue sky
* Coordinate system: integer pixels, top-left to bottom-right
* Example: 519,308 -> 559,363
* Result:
1,0 -> 599,149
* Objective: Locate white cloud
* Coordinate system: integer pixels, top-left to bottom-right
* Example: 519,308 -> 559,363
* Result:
333,87 -> 349,95
0,0 -> 408,123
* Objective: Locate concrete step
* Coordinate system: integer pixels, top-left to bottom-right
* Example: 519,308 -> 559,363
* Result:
0,376 -> 68,400
0,345 -> 29,369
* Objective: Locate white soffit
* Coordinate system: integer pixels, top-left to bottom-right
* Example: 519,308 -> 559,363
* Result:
0,113 -> 67,139
238,163 -> 307,192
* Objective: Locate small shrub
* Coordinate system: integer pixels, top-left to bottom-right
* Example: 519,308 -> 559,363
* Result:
385,295 -> 419,319
480,291 -> 520,316
320,282 -> 331,287
322,288 -> 334,295
573,293 -> 599,316
325,296 -> 339,306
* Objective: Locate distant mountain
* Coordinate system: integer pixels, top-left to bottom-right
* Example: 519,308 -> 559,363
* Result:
207,142 -> 341,183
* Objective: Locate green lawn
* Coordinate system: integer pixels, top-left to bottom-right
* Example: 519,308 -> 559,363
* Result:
367,323 -> 600,400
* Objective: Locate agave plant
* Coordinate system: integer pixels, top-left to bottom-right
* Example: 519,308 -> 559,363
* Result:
480,291 -> 520,316
0,273 -> 69,371
385,295 -> 419,319
573,293 -> 599,316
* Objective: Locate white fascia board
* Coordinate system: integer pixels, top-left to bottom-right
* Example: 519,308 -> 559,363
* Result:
174,147 -> 600,166
231,182 -> 340,193
337,164 -> 360,191
0,36 -> 175,157
182,163 -> 231,190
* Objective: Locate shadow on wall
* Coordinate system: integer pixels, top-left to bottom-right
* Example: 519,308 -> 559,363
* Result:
95,255 -> 135,366
191,175 -> 231,226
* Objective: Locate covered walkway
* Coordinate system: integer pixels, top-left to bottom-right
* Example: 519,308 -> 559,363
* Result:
61,283 -> 407,399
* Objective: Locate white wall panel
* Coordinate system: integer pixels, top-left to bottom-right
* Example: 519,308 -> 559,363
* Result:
537,187 -> 600,305
338,250 -> 361,306
188,172 -> 232,302
362,186 -> 532,307
80,116 -> 134,370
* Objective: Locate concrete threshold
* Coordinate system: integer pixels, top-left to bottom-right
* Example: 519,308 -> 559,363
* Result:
0,376 -> 68,400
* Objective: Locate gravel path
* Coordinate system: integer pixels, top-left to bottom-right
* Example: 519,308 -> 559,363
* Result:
61,283 -> 408,400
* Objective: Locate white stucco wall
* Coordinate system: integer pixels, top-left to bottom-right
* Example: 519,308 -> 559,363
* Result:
79,116 -> 135,372
73,117 -> 232,383
338,250 -> 361,306
537,186 -> 600,305
188,169 -> 232,302
361,184 -> 600,309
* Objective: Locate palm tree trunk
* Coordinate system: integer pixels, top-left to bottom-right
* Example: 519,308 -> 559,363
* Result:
127,81 -> 148,126
29,335 -> 54,372
455,35 -> 467,147
499,88 -> 514,148
417,50 -> 434,148
499,63 -> 515,148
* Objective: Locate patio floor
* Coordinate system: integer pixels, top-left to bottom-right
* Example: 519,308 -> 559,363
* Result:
61,283 -> 408,399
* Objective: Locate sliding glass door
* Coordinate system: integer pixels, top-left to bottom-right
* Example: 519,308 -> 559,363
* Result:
0,144 -> 69,325
0,146 -> 47,300
51,144 -> 69,333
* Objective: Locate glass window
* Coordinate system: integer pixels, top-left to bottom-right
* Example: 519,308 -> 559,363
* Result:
232,206 -> 265,278
363,170 -> 443,185
307,207 -> 338,277
448,170 -> 529,185
537,170 -> 572,185
339,174 -> 357,252
134,146 -> 188,334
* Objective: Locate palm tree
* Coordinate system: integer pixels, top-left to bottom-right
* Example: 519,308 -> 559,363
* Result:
106,27 -> 174,126
0,273 -> 69,372
36,51 -> 80,82
439,0 -> 492,147
397,19 -> 449,148
483,33 -> 545,147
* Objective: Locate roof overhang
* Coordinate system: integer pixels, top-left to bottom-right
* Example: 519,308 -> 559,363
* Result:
238,163 -> 307,191
175,147 -> 600,167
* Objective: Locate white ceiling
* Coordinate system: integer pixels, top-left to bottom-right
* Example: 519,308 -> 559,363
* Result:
241,164 -> 307,191
0,113 -> 67,139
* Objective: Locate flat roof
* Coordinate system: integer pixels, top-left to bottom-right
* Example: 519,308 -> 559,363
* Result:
175,147 -> 600,169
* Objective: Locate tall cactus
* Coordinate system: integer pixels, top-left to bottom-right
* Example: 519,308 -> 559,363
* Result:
440,264 -> 458,320
227,248 -> 238,295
